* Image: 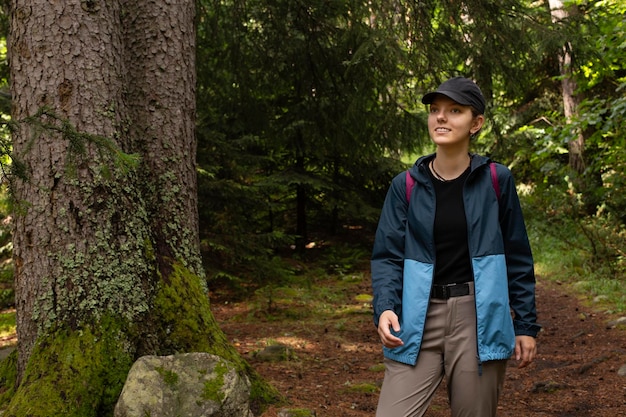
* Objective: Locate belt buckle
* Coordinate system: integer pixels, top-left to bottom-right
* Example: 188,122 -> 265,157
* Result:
441,285 -> 449,299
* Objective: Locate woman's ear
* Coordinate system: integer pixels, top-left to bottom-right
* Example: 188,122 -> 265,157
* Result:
470,114 -> 485,135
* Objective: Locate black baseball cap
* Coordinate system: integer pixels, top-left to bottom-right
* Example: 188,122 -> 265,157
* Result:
421,77 -> 486,114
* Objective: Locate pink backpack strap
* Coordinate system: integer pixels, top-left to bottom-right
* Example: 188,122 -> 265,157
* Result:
405,170 -> 415,203
490,162 -> 501,201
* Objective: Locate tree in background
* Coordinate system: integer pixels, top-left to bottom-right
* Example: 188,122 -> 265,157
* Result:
196,0 -> 424,287
507,0 -> 626,271
193,0 -> 626,286
1,0 -> 624,410
549,0 -> 586,173
194,0 -> 562,286
6,0 -> 275,414
0,2 -> 13,311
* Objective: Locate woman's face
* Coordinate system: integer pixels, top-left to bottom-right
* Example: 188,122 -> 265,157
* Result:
428,95 -> 484,148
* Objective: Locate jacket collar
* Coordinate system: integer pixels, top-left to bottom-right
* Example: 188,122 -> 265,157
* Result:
410,153 -> 491,180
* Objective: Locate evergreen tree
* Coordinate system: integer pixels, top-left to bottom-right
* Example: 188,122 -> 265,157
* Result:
6,0 -> 276,413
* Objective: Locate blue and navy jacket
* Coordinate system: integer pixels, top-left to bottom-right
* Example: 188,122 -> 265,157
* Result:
371,153 -> 541,366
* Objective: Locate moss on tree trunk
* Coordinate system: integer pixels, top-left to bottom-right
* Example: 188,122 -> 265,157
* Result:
0,264 -> 280,417
1,263 -> 280,416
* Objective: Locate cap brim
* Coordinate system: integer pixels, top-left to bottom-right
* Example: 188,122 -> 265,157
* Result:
421,91 -> 472,106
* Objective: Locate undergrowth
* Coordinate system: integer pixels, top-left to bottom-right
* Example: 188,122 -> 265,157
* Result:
526,208 -> 626,314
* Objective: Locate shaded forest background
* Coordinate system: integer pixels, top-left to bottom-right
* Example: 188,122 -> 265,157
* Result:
0,0 -> 625,319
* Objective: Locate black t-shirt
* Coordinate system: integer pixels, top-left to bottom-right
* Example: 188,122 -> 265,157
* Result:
429,166 -> 473,286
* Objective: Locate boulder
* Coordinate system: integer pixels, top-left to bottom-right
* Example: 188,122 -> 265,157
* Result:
114,353 -> 252,417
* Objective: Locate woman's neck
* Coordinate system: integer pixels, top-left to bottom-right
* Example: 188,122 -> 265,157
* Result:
431,149 -> 472,181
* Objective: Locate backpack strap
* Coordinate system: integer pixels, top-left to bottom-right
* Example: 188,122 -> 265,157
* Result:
490,162 -> 501,201
405,162 -> 501,204
405,170 -> 415,203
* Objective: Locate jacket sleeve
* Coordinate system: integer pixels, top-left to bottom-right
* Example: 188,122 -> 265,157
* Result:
496,165 -> 542,337
371,172 -> 408,327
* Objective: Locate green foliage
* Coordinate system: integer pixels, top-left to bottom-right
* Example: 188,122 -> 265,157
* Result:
18,108 -> 140,180
195,0 -> 420,274
0,310 -> 14,337
475,2 -> 626,305
563,0 -> 626,92
323,244 -> 369,275
221,238 -> 372,322
514,73 -> 626,283
0,185 -> 12,310
524,197 -> 626,313
192,0 -> 622,293
524,169 -> 626,270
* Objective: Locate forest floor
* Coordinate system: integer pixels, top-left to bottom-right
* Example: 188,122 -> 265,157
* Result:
0,247 -> 624,416
211,269 -> 626,416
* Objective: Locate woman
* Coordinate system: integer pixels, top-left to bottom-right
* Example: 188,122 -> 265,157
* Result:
371,77 -> 540,417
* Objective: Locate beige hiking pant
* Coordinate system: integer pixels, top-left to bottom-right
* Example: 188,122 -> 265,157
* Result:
376,288 -> 507,417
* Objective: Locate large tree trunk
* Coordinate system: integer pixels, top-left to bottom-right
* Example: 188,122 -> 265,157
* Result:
8,1 -> 276,415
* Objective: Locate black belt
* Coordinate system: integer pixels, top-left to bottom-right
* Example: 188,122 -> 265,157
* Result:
431,282 -> 472,299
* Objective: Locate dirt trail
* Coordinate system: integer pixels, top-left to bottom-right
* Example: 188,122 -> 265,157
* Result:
212,278 -> 626,417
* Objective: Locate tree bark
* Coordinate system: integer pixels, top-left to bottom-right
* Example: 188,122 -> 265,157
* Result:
8,0 -> 277,414
549,0 -> 586,173
10,0 -> 138,378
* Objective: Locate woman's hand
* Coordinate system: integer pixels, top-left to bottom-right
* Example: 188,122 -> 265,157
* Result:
378,310 -> 404,348
514,335 -> 537,368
